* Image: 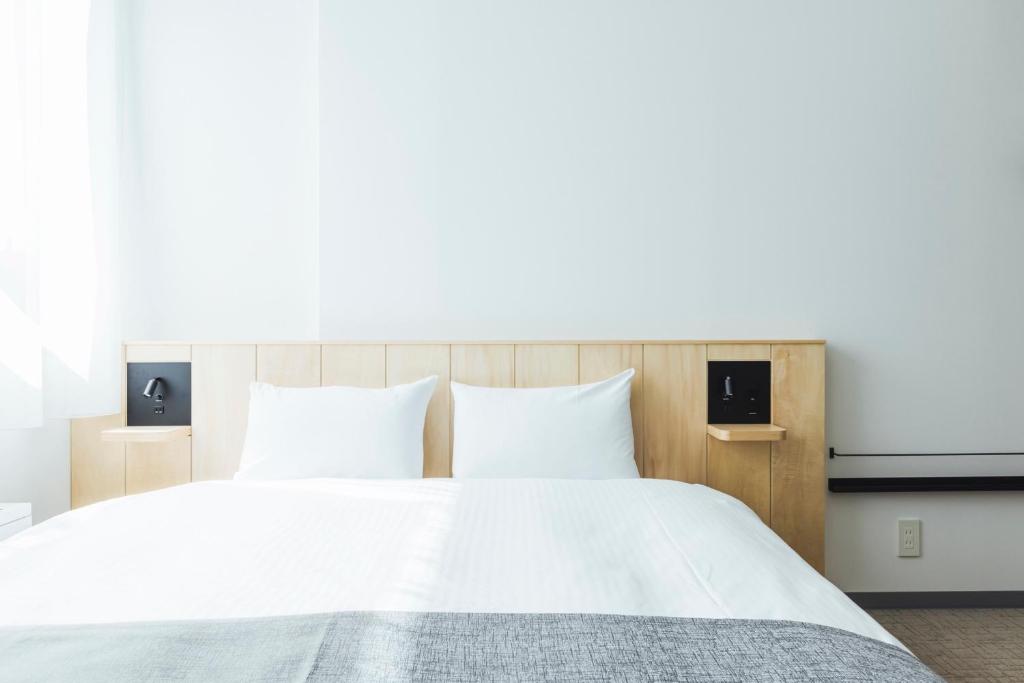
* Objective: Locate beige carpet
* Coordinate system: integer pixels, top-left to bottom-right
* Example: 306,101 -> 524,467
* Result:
870,609 -> 1024,682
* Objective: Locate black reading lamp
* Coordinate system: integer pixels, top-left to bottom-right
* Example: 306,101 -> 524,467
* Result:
142,377 -> 164,403
127,362 -> 189,425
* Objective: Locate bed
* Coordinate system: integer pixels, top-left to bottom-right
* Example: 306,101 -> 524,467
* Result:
0,478 -> 939,681
3,341 -> 941,680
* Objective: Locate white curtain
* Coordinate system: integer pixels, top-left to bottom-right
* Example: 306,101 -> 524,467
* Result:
0,0 -> 120,429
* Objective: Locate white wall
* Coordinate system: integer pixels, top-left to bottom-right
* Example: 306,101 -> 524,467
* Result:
318,1 -> 1024,591
71,0 -> 1024,591
119,0 -> 319,341
0,421 -> 70,523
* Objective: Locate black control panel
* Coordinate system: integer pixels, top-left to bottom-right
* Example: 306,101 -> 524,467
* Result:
707,360 -> 771,424
126,362 -> 192,426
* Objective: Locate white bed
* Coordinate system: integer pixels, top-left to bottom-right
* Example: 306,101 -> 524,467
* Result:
0,477 -> 898,649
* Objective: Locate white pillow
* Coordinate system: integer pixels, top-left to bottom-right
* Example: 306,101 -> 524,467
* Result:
235,376 -> 437,481
451,369 -> 638,479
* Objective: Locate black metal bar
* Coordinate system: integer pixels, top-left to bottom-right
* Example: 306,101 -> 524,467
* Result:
847,591 -> 1024,609
829,476 -> 1024,493
829,447 -> 1024,459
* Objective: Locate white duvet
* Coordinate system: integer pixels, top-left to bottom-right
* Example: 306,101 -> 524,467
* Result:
0,478 -> 898,648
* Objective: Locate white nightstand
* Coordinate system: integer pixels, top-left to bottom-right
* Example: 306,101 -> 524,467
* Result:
0,503 -> 32,542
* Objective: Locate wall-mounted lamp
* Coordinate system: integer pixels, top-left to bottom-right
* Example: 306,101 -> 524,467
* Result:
142,377 -> 164,402
127,362 -> 191,426
707,361 -> 771,424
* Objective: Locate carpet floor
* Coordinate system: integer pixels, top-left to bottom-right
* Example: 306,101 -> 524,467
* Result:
870,608 -> 1024,682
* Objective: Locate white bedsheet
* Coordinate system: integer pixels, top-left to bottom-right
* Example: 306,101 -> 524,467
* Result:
0,478 -> 898,647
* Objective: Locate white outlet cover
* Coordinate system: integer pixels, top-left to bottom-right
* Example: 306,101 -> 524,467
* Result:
898,519 -> 921,557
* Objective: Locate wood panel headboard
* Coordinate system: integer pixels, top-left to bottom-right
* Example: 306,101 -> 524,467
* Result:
71,340 -> 825,569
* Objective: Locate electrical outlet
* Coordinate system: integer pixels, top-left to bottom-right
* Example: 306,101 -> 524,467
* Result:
898,519 -> 921,557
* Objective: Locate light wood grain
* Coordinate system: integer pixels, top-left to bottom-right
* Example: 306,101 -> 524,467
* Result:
450,344 -> 515,466
707,423 -> 786,442
191,344 -> 256,481
322,344 -> 386,387
70,414 -> 125,508
125,344 -> 191,363
256,344 -> 321,387
771,343 -> 826,572
102,426 -> 192,442
579,344 -> 644,475
120,344 -> 128,417
450,344 -> 514,387
514,344 -> 579,387
387,345 -> 451,477
132,339 -> 826,346
126,439 -> 191,495
642,344 -> 707,483
707,437 -> 771,524
707,344 -> 771,361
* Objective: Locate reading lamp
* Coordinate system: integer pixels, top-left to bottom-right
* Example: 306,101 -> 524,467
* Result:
142,378 -> 164,402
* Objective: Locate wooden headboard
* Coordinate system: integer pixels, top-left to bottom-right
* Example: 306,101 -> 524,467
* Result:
71,340 -> 825,569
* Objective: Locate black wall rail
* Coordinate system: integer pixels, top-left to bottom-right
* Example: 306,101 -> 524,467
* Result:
829,447 -> 1024,459
829,477 -> 1024,493
828,447 -> 1024,493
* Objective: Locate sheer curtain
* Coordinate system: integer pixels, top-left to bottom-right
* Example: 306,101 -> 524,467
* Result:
0,0 -> 120,429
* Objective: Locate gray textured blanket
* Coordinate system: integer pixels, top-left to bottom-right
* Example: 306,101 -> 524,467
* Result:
0,612 -> 940,682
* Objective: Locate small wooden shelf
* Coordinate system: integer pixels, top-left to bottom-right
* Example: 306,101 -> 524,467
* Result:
707,424 -> 787,442
101,426 -> 192,443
